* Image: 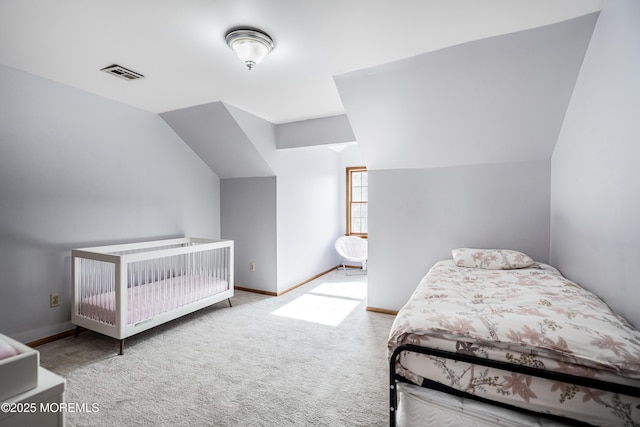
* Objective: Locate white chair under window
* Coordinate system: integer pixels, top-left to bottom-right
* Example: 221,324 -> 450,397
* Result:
334,236 -> 368,275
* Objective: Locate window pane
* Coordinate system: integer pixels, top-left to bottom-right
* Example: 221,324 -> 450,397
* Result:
352,172 -> 362,186
352,186 -> 362,202
361,186 -> 368,202
351,203 -> 360,218
361,171 -> 368,186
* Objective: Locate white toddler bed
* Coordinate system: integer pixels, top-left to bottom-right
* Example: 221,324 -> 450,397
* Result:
72,237 -> 234,354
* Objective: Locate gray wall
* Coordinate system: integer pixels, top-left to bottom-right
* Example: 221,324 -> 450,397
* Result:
275,146 -> 342,292
334,14 -> 595,313
0,65 -> 221,342
223,104 -> 342,293
221,177 -> 277,293
550,0 -> 640,328
368,160 -> 551,311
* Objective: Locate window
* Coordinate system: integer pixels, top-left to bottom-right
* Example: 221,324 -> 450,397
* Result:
346,166 -> 368,236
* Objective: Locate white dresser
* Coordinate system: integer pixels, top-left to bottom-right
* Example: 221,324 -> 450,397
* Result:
0,334 -> 65,427
0,367 -> 65,427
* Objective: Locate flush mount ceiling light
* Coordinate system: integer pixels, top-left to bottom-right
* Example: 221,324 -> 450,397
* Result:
225,28 -> 274,70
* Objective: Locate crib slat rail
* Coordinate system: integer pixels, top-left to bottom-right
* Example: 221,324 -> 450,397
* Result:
71,237 -> 234,354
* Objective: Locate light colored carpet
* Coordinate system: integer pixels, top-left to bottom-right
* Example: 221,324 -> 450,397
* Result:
37,269 -> 395,426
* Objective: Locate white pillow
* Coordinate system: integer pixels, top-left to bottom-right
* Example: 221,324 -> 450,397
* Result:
452,248 -> 535,270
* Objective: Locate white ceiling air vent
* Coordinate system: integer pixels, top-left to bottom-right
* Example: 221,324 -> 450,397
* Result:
100,64 -> 145,81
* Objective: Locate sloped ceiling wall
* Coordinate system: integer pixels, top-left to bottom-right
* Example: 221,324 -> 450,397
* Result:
275,115 -> 355,149
161,13 -> 597,179
161,102 -> 275,179
161,103 -> 356,179
334,13 -> 599,171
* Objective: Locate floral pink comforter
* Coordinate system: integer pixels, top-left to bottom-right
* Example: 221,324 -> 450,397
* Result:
388,260 -> 640,426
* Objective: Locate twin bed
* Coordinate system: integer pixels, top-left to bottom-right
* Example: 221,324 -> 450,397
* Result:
388,249 -> 640,426
72,237 -> 234,354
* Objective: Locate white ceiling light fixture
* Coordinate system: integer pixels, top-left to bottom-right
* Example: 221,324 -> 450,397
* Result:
225,28 -> 275,70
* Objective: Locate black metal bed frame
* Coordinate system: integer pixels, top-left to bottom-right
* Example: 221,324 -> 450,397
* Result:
389,344 -> 640,427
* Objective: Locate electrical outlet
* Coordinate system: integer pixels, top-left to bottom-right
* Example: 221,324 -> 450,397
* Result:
250,262 -> 256,272
50,293 -> 60,308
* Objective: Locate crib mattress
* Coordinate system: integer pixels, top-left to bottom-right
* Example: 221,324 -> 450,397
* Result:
0,339 -> 18,361
0,334 -> 39,402
79,275 -> 229,325
388,260 -> 640,426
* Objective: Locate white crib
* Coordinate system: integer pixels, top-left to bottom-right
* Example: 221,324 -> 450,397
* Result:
71,237 -> 234,354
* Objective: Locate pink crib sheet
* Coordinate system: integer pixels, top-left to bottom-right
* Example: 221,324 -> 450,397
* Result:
0,339 -> 19,360
80,275 -> 229,325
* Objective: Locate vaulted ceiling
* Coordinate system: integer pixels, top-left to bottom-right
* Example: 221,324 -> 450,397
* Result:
0,1 -> 602,177
0,0 -> 601,124
335,13 -> 598,170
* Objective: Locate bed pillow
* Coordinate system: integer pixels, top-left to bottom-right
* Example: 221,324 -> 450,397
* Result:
452,248 -> 535,270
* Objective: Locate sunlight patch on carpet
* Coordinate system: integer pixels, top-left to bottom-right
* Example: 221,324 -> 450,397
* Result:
310,281 -> 367,300
272,278 -> 366,326
272,294 -> 360,326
